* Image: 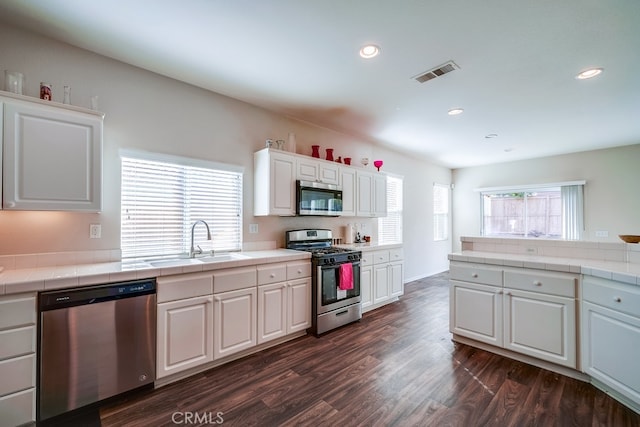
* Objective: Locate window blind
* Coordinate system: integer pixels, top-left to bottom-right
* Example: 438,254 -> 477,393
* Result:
378,175 -> 403,244
121,154 -> 242,259
433,183 -> 449,241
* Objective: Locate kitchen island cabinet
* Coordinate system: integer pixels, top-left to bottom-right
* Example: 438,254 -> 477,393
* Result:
1,92 -> 103,211
582,275 -> 640,413
450,261 -> 578,370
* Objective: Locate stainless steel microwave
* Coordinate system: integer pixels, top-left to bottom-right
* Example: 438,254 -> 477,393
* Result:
296,180 -> 343,216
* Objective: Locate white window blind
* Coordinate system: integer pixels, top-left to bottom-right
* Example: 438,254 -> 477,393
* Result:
433,183 -> 449,241
378,175 -> 403,244
121,153 -> 243,259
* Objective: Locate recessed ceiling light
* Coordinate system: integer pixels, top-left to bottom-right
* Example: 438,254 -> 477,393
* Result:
359,44 -> 380,59
576,67 -> 603,80
447,108 -> 464,116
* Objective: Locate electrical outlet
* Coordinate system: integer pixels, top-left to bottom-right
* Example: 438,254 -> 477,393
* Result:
249,224 -> 259,234
89,224 -> 101,239
595,230 -> 609,238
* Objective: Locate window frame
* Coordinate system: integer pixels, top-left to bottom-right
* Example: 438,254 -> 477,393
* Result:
476,180 -> 585,240
377,173 -> 403,244
120,149 -> 244,260
433,183 -> 450,242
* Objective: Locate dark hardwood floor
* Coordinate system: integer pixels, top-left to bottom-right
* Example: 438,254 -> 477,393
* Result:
59,272 -> 640,426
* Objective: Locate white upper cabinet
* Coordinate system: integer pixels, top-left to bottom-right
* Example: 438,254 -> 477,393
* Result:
339,166 -> 357,216
356,170 -> 387,217
296,157 -> 339,185
254,149 -> 296,216
1,94 -> 103,211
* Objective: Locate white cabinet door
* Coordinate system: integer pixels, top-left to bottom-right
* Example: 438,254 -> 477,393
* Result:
156,295 -> 213,379
213,287 -> 257,359
2,99 -> 102,211
356,171 -> 373,217
389,262 -> 404,297
296,158 -> 319,182
288,277 -> 311,334
373,264 -> 390,304
583,301 -> 640,407
450,280 -> 503,347
318,163 -> 339,185
373,173 -> 387,217
254,149 -> 295,216
339,166 -> 356,216
503,288 -> 576,368
360,265 -> 373,309
257,282 -> 287,344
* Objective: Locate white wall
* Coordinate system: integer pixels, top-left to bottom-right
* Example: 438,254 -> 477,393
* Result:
451,144 -> 640,252
0,24 -> 451,280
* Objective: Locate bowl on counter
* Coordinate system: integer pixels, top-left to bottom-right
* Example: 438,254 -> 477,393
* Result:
619,235 -> 640,243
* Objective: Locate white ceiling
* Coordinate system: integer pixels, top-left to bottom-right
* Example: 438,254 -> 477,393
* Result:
1,0 -> 639,168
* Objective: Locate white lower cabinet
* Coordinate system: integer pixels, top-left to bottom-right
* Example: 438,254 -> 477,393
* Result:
450,280 -> 503,347
362,247 -> 404,312
360,265 -> 373,309
582,276 -> 640,412
257,262 -> 311,345
213,287 -> 257,360
449,262 -> 578,369
156,273 -> 214,379
0,293 -> 36,427
156,295 -> 213,379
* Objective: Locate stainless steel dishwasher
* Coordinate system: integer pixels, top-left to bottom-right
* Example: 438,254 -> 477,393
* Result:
38,279 -> 156,421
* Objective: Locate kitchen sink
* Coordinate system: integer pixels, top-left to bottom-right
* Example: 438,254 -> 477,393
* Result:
197,253 -> 250,263
148,258 -> 204,268
147,253 -> 250,267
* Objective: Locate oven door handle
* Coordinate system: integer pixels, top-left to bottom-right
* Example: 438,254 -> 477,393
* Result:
317,260 -> 361,272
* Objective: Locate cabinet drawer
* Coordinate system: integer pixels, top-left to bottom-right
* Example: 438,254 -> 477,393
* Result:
372,250 -> 390,265
504,270 -> 576,298
361,252 -> 374,266
0,326 -> 35,360
0,388 -> 35,427
213,267 -> 257,293
389,248 -> 404,262
449,263 -> 503,287
257,264 -> 287,285
0,295 -> 36,330
0,354 -> 35,397
583,276 -> 640,318
157,272 -> 213,303
287,262 -> 311,280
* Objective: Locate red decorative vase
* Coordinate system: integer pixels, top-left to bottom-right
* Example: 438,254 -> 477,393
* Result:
326,148 -> 334,161
311,145 -> 320,158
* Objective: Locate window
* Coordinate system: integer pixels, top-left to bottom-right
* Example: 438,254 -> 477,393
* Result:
121,150 -> 243,259
433,183 -> 449,241
378,174 -> 403,244
478,181 -> 584,240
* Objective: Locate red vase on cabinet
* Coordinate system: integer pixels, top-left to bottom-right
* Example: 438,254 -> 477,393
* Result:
311,145 -> 320,158
326,148 -> 334,161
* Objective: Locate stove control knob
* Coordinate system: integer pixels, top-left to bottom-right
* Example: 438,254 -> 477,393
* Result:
329,257 -> 336,264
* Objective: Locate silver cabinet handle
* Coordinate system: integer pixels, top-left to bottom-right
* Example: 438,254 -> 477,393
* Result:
472,273 -> 478,278
533,281 -> 542,286
614,297 -> 622,303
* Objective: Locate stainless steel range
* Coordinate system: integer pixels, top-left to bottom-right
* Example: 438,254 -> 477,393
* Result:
286,229 -> 362,335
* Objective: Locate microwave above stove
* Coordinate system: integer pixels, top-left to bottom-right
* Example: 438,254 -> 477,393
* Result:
296,180 -> 343,216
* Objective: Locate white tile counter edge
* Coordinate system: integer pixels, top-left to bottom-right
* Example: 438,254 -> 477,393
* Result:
449,251 -> 640,286
0,249 -> 311,295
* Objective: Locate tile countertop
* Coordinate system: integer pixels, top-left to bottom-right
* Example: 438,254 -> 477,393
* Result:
335,242 -> 403,251
0,249 -> 311,296
448,251 -> 640,286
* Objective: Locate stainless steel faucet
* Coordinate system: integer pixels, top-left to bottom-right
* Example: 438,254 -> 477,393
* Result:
190,220 -> 212,258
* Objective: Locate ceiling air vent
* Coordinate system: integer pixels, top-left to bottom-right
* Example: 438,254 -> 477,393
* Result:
413,61 -> 459,83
